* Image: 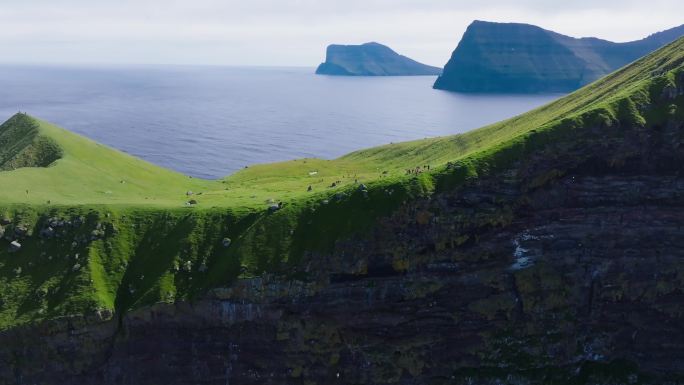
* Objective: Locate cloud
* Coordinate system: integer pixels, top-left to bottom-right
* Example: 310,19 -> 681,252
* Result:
0,0 -> 681,66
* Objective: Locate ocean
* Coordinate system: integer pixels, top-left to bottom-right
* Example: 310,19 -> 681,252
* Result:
0,65 -> 559,179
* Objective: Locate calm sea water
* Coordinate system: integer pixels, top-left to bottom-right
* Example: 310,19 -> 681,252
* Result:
0,65 -> 559,179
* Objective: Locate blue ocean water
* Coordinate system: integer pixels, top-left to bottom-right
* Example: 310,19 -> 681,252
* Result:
0,65 -> 559,179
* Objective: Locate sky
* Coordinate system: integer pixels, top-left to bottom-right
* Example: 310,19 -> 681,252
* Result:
0,0 -> 682,67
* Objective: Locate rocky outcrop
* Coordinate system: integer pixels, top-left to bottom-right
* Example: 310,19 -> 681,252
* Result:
434,21 -> 684,93
316,42 -> 442,76
2,85 -> 684,384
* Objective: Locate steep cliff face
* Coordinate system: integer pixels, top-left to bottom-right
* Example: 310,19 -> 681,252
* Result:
1,68 -> 683,384
434,21 -> 684,93
316,42 -> 442,76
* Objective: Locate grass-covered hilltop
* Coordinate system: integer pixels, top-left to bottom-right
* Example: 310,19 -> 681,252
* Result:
0,36 -> 683,333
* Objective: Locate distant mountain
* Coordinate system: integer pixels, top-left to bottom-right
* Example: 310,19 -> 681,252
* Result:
316,42 -> 442,76
434,20 -> 684,93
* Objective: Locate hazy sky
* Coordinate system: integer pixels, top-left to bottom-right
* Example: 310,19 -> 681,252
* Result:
0,0 -> 682,67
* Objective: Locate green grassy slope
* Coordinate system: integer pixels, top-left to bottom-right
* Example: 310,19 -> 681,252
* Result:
0,114 -> 62,171
0,37 -> 682,330
0,115 -> 214,206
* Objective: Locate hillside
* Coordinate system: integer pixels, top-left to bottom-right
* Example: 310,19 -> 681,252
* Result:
315,42 -> 442,76
434,20 -> 684,93
0,37 -> 683,384
0,114 -> 62,171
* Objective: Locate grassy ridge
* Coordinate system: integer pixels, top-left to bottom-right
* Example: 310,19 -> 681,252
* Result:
0,114 -> 62,171
0,38 -> 682,209
0,37 -> 682,329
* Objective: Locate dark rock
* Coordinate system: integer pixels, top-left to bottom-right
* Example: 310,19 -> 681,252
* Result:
8,240 -> 21,252
72,216 -> 84,227
40,227 -> 55,239
90,229 -> 105,241
13,226 -> 28,238
47,217 -> 65,228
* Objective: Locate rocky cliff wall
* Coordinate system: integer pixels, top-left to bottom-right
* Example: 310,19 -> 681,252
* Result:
2,99 -> 684,384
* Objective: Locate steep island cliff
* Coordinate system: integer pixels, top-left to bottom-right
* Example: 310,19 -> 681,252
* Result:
434,20 -> 684,93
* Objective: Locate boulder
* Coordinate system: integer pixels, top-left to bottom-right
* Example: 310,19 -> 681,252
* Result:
222,238 -> 232,247
9,240 -> 21,252
90,229 -> 105,241
47,217 -> 65,228
72,216 -> 85,227
40,227 -> 56,239
14,226 -> 28,238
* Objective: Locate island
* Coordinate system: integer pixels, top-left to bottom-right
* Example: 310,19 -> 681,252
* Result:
434,20 -> 684,93
316,42 -> 442,76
